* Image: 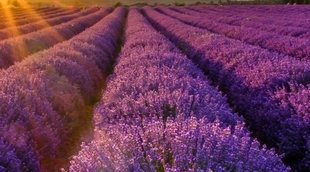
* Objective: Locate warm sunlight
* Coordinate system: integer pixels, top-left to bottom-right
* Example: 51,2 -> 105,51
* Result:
0,1 -> 308,172
17,0 -> 64,41
0,0 -> 65,61
0,0 -> 28,61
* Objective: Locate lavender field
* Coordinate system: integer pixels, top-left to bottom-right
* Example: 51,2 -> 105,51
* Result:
0,4 -> 309,172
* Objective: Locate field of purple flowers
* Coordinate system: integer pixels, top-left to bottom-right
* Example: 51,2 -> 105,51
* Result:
0,5 -> 309,172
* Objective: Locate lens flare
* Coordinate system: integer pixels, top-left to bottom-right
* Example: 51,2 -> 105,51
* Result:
17,0 -> 64,41
0,1 -> 28,61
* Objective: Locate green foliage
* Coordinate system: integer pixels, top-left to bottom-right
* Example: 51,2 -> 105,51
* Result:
114,2 -> 122,7
174,1 -> 185,6
7,0 -> 21,7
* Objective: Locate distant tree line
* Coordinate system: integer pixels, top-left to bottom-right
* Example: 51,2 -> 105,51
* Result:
282,0 -> 310,4
260,0 -> 310,4
217,0 -> 309,4
225,0 -> 309,4
172,0 -> 310,5
6,0 -> 21,7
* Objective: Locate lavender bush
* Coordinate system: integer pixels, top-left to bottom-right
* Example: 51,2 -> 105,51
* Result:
0,8 -> 98,40
69,9 -> 288,172
271,82 -> 310,124
0,7 -> 126,171
176,7 -> 310,39
70,117 -> 288,171
0,8 -> 112,69
0,5 -> 307,171
0,8 -> 79,29
143,7 -> 309,170
188,5 -> 310,29
159,7 -> 310,60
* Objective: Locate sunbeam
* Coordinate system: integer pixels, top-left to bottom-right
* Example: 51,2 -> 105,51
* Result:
17,0 -> 65,42
0,1 -> 28,61
0,0 -> 66,62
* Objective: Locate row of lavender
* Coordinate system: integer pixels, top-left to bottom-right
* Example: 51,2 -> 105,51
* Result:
143,7 -> 309,171
186,6 -> 310,39
189,5 -> 310,29
163,7 -> 310,60
0,8 -> 78,29
0,7 -> 94,40
0,7 -> 54,18
68,9 -> 288,171
0,7 -> 126,171
204,6 -> 310,20
170,4 -> 310,127
0,7 -> 63,21
0,8 -> 111,69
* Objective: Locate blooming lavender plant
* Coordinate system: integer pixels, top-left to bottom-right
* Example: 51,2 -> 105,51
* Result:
69,9 -> 288,172
0,7 -> 126,171
175,7 -> 310,39
158,7 -> 310,60
188,5 -> 310,29
143,7 -> 309,170
0,8 -> 112,69
0,8 -> 99,41
0,8 -> 79,29
71,117 -> 288,172
271,82 -> 310,123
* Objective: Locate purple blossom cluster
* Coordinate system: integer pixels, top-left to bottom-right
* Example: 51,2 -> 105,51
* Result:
179,6 -> 310,40
0,7 -> 53,18
143,7 -> 309,171
189,5 -> 310,30
0,7 -> 58,22
70,118 -> 288,171
0,8 -> 112,69
159,7 -> 310,60
0,8 -> 99,41
69,9 -> 288,171
271,82 -> 310,124
0,7 -> 126,171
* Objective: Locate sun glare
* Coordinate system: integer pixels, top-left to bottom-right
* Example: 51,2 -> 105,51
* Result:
0,0 -> 65,61
0,0 -> 28,61
17,0 -> 64,40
